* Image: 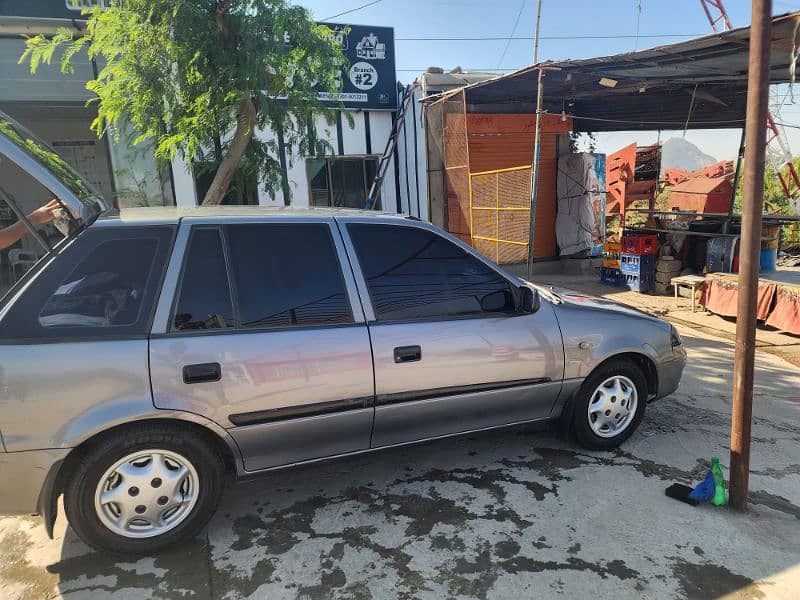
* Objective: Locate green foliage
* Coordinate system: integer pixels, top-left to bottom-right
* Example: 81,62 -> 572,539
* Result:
568,131 -> 597,154
20,0 -> 348,203
732,156 -> 800,216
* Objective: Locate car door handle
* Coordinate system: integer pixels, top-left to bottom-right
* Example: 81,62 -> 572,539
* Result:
394,345 -> 421,363
183,363 -> 221,384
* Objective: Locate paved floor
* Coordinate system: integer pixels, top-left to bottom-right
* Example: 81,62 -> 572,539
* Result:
1,324 -> 799,599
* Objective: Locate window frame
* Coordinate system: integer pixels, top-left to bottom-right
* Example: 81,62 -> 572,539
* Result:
164,219 -> 362,337
342,219 -> 526,326
306,155 -> 381,210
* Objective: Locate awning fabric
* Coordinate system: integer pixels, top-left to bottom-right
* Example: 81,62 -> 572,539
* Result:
428,12 -> 800,133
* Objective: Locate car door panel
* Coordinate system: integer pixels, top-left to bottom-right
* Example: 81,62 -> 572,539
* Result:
340,219 -> 566,449
149,219 -> 375,472
369,304 -> 564,446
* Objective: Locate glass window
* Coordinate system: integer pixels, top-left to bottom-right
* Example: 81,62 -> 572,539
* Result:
0,226 -> 174,340
226,223 -> 352,329
307,157 -> 380,210
39,238 -> 158,328
173,228 -> 234,331
348,224 -> 516,322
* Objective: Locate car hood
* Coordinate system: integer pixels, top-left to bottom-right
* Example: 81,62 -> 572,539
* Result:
534,284 -> 670,329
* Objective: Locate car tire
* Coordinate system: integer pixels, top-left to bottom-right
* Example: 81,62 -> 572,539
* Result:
63,423 -> 223,554
571,359 -> 648,450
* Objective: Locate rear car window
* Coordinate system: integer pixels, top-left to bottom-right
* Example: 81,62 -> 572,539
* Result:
226,223 -> 353,329
172,228 -> 235,331
0,226 -> 174,341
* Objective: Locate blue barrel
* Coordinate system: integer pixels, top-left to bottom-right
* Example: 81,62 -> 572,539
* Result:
760,247 -> 777,272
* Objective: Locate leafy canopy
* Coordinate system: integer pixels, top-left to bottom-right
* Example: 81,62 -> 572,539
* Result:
21,0 -> 348,204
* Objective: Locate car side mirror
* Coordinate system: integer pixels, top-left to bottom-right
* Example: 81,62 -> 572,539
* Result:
519,286 -> 541,314
480,289 -> 514,313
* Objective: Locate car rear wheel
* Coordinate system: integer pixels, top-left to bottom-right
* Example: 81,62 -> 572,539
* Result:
64,424 -> 223,554
571,359 -> 648,450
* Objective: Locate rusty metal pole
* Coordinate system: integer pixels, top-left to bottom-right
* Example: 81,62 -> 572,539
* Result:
729,0 -> 772,512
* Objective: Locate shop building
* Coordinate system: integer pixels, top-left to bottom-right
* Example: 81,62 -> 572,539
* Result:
0,1 -> 424,218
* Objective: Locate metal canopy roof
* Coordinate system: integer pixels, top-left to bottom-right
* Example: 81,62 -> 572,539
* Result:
439,12 -> 800,133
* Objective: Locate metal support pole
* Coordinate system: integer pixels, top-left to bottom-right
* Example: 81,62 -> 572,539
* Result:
730,0 -> 772,512
526,66 -> 545,280
532,0 -> 543,64
724,127 -> 747,234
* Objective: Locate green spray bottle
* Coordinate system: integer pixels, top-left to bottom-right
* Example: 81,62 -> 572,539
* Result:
711,456 -> 727,507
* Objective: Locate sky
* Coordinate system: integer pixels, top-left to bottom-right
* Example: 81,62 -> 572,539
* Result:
296,0 -> 800,163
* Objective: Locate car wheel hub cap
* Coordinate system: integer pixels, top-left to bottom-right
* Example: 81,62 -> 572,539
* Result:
94,449 -> 199,538
587,375 -> 638,438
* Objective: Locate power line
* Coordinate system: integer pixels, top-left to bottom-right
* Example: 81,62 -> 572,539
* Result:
323,0 -> 384,21
395,33 -> 706,41
496,0 -> 527,69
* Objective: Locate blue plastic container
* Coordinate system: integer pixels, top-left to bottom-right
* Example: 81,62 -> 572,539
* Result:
760,247 -> 777,272
620,253 -> 657,275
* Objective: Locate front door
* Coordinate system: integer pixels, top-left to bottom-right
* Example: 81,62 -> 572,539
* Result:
342,221 -> 565,447
150,219 -> 374,471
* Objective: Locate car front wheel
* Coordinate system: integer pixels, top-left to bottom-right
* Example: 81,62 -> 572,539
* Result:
571,359 -> 648,450
63,424 -> 223,554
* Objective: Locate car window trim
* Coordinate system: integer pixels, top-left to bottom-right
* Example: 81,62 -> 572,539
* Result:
340,219 -> 523,325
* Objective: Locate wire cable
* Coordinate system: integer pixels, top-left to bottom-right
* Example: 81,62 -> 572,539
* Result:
496,0 -> 527,69
395,34 -> 705,41
323,0 -> 384,21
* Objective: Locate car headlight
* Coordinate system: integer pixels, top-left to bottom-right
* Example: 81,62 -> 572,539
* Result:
670,325 -> 683,348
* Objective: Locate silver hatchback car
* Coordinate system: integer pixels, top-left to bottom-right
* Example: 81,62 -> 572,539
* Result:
0,113 -> 686,554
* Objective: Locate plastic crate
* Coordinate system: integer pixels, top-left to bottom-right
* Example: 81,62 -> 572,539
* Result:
621,271 -> 654,292
620,253 -> 657,275
621,234 -> 659,255
602,242 -> 621,269
600,267 -> 624,286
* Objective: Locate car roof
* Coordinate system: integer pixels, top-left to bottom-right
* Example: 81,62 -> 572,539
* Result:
93,205 -> 415,226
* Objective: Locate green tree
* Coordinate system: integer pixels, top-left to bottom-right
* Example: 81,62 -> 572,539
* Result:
21,0 -> 347,206
733,157 -> 800,215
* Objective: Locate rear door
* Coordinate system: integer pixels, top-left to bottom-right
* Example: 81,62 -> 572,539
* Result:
340,219 -> 564,447
149,217 -> 374,472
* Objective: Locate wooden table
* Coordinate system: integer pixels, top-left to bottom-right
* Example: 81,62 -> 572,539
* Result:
671,274 -> 706,312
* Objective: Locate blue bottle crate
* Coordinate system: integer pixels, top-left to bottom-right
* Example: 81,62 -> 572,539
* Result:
621,271 -> 654,292
620,253 -> 656,275
600,267 -> 623,286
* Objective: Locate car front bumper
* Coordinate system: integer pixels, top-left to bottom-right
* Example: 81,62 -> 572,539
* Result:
0,448 -> 68,515
655,346 -> 687,400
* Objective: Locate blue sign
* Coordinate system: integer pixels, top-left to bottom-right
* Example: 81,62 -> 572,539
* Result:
317,22 -> 397,111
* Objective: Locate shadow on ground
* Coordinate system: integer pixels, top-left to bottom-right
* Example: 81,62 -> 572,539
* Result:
1,328 -> 799,599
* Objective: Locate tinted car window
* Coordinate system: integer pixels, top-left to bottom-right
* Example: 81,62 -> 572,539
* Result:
348,224 -> 515,321
173,228 -> 234,331
0,226 -> 174,341
226,223 -> 352,328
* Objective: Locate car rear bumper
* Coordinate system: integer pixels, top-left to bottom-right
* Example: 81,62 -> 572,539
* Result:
0,448 -> 68,515
655,348 -> 687,400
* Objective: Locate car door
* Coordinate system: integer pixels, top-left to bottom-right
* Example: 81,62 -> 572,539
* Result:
340,219 -> 565,447
149,217 -> 375,472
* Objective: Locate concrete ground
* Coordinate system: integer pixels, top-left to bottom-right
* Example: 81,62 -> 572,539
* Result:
1,324 -> 799,599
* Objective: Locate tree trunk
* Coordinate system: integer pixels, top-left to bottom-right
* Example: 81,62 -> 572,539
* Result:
202,96 -> 257,206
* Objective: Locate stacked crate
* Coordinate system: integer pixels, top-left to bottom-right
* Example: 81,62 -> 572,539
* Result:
655,256 -> 682,294
619,234 -> 658,292
600,242 -> 623,286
